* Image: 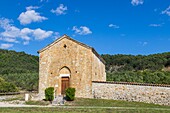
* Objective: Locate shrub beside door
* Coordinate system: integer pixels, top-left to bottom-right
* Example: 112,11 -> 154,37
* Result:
45,87 -> 54,102
65,87 -> 76,101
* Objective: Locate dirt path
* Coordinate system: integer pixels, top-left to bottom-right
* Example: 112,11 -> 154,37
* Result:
0,102 -> 38,107
0,101 -> 170,111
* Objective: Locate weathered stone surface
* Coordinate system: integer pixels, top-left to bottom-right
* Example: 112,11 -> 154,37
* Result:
38,35 -> 106,99
92,82 -> 170,105
52,95 -> 64,105
38,34 -> 170,106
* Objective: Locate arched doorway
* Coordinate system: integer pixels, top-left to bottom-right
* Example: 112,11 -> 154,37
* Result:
59,67 -> 71,95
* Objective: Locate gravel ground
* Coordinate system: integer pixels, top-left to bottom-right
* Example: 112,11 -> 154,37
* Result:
0,101 -> 36,107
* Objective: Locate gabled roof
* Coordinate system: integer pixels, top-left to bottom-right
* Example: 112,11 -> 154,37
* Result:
38,34 -> 105,64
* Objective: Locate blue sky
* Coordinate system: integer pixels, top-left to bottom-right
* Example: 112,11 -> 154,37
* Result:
0,0 -> 170,55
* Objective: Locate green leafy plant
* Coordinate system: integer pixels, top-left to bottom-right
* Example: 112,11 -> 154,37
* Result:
0,77 -> 18,93
45,87 -> 54,101
65,87 -> 76,101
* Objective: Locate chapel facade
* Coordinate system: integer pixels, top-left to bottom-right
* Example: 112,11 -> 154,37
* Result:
38,35 -> 106,99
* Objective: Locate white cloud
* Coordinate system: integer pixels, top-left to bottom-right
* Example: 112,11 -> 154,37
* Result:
18,6 -> 47,25
0,18 -> 55,45
51,4 -> 67,15
72,26 -> 92,35
2,37 -> 19,43
0,37 -> 19,43
40,0 -> 48,2
139,41 -> 148,46
72,26 -> 81,33
0,18 -> 30,42
53,32 -> 60,39
0,18 -> 21,43
23,41 -> 29,45
108,24 -> 120,29
0,43 -> 13,49
26,6 -> 39,10
20,28 -> 33,41
0,18 -> 12,29
149,24 -> 162,27
1,26 -> 20,38
33,28 -> 53,40
131,0 -> 144,6
162,6 -> 170,16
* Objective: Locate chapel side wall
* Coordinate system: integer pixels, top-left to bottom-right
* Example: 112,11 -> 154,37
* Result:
92,54 -> 106,81
38,50 -> 50,99
46,38 -> 93,98
92,82 -> 170,105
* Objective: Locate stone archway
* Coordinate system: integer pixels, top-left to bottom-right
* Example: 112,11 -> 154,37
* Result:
59,66 -> 71,95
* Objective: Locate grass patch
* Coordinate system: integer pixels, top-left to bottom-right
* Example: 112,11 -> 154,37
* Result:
0,107 -> 170,113
65,98 -> 170,108
1,94 -> 24,102
0,98 -> 170,113
25,100 -> 50,105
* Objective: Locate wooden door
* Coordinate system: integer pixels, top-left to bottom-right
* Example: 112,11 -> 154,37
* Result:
61,77 -> 69,95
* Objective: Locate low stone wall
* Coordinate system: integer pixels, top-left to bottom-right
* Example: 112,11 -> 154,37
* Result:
92,81 -> 170,105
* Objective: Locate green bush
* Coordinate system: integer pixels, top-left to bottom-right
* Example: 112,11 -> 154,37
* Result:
0,77 -> 18,93
65,87 -> 76,101
0,73 -> 38,91
106,71 -> 170,84
45,87 -> 54,101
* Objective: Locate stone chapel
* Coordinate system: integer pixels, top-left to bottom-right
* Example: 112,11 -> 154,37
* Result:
38,35 -> 106,99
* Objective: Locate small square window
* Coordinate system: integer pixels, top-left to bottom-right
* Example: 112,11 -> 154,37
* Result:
64,44 -> 67,48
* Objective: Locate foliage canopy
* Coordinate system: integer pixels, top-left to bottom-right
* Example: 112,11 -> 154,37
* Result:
0,49 -> 170,93
0,49 -> 38,92
102,52 -> 170,84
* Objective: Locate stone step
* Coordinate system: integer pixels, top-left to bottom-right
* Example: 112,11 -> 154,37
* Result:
52,95 -> 64,105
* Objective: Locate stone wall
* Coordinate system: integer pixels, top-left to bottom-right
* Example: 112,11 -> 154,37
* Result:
92,81 -> 170,105
39,37 -> 93,99
38,35 -> 106,100
92,53 -> 106,81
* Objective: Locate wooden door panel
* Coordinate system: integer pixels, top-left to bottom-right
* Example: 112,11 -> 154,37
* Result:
61,77 -> 69,94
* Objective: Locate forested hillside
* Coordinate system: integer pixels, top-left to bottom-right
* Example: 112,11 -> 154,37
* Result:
0,49 -> 39,93
102,53 -> 170,84
0,49 -> 38,74
0,49 -> 170,93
